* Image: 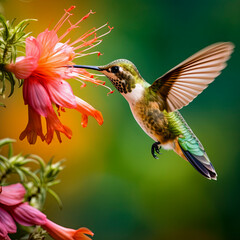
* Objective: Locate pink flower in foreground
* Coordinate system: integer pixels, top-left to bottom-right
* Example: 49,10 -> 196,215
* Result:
0,183 -> 25,206
0,184 -> 93,240
0,184 -> 26,239
9,202 -> 46,227
5,6 -> 113,144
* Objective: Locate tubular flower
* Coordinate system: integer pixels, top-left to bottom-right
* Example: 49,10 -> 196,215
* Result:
5,6 -> 113,144
42,220 -> 94,240
0,184 -> 93,240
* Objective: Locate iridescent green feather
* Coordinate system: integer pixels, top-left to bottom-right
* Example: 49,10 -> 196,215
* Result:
165,110 -> 206,157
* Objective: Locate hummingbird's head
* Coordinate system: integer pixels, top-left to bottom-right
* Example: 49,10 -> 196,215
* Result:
99,59 -> 142,94
73,59 -> 144,94
98,59 -> 144,94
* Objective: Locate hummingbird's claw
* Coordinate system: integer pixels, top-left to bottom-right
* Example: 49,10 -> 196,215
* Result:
151,141 -> 161,159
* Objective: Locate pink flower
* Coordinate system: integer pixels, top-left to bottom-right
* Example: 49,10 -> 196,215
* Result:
0,183 -> 94,240
0,184 -> 26,239
0,207 -> 16,239
9,202 -> 47,226
5,6 -> 112,144
42,219 -> 94,240
0,183 -> 25,206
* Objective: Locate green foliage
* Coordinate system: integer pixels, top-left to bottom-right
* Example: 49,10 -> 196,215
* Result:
0,138 -> 64,210
28,226 -> 46,240
10,224 -> 47,240
0,15 -> 36,99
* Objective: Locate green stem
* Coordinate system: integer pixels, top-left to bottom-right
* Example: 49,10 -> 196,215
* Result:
2,44 -> 9,63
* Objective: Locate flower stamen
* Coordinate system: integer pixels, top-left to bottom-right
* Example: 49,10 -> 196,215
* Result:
53,6 -> 78,33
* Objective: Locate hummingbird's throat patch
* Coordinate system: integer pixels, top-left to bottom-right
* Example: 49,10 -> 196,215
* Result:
104,71 -> 136,94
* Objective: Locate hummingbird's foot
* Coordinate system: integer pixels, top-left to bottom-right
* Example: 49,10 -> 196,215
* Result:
151,141 -> 162,159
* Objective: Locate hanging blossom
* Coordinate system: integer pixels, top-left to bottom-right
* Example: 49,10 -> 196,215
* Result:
0,184 -> 93,240
5,6 -> 113,144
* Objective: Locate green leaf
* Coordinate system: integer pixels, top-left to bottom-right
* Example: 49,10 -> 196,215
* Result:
6,71 -> 15,97
14,32 -> 25,43
18,79 -> 23,87
37,187 -> 47,209
0,15 -> 9,41
8,139 -> 13,158
10,18 -> 16,27
46,157 -> 53,167
47,188 -> 63,209
20,158 -> 39,166
0,155 -> 10,165
11,45 -> 17,62
18,166 -> 40,184
0,39 -> 6,45
28,154 -> 45,171
1,71 -> 6,95
46,179 -> 61,187
0,161 -> 6,170
14,167 -> 27,182
9,153 -> 22,164
0,138 -> 15,148
16,19 -> 37,32
0,15 -> 6,25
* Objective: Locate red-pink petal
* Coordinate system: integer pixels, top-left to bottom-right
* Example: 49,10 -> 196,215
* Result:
44,79 -> 77,109
26,36 -> 41,59
45,109 -> 72,144
0,220 -> 8,239
0,183 -> 25,206
73,227 -> 94,240
54,43 -> 75,62
81,114 -> 88,128
10,202 -> 46,226
19,106 -> 45,144
5,56 -> 38,79
37,30 -> 59,57
23,77 -> 52,117
75,96 -> 103,126
42,219 -> 94,240
0,207 -> 17,234
42,219 -> 73,240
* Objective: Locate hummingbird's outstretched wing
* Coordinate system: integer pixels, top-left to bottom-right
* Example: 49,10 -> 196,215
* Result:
149,42 -> 234,112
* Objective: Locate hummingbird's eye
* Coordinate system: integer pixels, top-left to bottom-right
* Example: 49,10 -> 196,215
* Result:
111,66 -> 119,73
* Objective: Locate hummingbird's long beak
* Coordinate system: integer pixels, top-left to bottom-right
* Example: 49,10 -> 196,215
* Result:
72,65 -> 102,71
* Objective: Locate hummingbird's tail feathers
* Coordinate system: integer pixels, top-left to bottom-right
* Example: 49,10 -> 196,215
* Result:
169,111 -> 217,180
179,144 -> 217,180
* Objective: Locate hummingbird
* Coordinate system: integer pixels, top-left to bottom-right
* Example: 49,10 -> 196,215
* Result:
73,42 -> 234,180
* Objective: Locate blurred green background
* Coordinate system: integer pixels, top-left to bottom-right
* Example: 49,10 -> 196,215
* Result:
1,0 -> 240,239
